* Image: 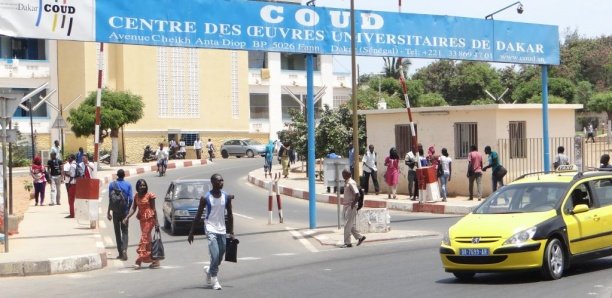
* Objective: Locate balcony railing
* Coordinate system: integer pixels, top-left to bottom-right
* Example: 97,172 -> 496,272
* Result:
249,69 -> 350,88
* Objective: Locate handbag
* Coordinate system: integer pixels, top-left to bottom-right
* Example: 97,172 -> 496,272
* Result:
494,166 -> 508,180
151,227 -> 165,260
225,237 -> 239,263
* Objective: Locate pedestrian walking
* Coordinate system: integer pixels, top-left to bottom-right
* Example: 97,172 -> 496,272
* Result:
404,151 -> 418,201
553,146 -> 570,170
586,123 -> 595,143
63,154 -> 77,218
188,174 -> 235,290
361,144 -> 380,195
340,169 -> 366,248
30,156 -> 47,206
264,140 -> 275,178
194,138 -> 203,160
207,139 -> 215,162
46,152 -> 63,206
107,169 -> 133,261
278,141 -> 291,178
123,179 -> 161,269
50,140 -> 61,158
384,147 -> 400,200
483,145 -> 506,192
438,148 -> 452,202
467,145 -> 483,201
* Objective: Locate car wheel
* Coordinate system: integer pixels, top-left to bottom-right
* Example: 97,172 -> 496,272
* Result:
221,150 -> 229,159
163,217 -> 171,230
452,272 -> 475,280
541,238 -> 565,280
246,150 -> 254,158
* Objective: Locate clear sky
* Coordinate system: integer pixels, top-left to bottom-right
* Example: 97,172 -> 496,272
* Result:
311,0 -> 612,74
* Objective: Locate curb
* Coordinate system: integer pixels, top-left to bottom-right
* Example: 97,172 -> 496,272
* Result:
247,173 -> 476,215
0,159 -> 209,277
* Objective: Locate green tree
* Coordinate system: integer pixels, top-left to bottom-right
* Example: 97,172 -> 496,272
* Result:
277,108 -> 308,159
548,77 -> 576,102
413,60 -> 456,101
67,88 -> 144,165
417,93 -> 448,107
526,94 -> 567,104
574,81 -> 594,108
449,61 -> 503,105
587,92 -> 612,121
470,98 -> 496,105
315,105 -> 351,158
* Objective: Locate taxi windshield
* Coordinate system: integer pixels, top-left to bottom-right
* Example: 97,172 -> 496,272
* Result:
474,183 -> 569,214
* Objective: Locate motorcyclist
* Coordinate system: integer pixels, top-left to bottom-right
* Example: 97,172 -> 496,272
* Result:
155,143 -> 169,176
142,145 -> 155,162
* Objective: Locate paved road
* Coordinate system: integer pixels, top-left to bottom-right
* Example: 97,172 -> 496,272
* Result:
2,158 -> 612,297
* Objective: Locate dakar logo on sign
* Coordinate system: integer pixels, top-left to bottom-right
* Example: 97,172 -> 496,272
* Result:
34,0 -> 77,36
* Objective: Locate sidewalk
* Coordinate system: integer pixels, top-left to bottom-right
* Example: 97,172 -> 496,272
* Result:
0,159 -> 209,277
248,164 -> 482,215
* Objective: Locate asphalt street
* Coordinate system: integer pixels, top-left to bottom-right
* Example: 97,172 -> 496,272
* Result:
2,158 -> 612,297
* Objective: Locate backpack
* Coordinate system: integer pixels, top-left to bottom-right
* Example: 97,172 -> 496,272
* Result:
110,182 -> 128,215
357,187 -> 365,210
75,163 -> 84,178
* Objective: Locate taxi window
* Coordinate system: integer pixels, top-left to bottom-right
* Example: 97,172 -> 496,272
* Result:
474,183 -> 567,214
592,179 -> 612,207
564,183 -> 593,213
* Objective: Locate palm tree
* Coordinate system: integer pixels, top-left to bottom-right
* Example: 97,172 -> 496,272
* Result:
382,57 -> 411,79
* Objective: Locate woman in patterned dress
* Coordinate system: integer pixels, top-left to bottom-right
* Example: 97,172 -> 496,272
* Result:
123,179 -> 160,269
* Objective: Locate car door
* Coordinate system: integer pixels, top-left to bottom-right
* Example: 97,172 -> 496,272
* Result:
562,182 -> 605,254
227,140 -> 238,155
590,178 -> 612,248
240,140 -> 248,155
162,183 -> 175,220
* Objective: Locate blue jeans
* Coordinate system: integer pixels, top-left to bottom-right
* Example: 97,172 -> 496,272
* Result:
440,173 -> 449,199
207,232 -> 226,277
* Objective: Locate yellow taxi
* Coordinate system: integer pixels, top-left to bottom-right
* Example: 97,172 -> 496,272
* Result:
440,168 -> 612,280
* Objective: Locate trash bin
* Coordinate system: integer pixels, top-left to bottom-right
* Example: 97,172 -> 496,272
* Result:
75,178 -> 100,229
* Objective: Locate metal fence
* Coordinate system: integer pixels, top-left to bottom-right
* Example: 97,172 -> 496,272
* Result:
497,137 -> 612,182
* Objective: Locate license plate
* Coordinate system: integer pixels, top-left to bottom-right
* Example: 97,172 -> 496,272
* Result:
459,248 -> 490,256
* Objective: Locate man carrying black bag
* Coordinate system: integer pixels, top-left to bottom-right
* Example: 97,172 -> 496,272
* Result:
340,169 -> 366,248
188,173 -> 234,290
106,169 -> 133,261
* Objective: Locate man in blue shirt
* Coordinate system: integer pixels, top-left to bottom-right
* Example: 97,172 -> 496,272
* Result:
106,169 -> 133,261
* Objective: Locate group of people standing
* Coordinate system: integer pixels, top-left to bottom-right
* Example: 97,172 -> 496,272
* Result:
359,143 -> 509,202
192,138 -> 216,162
31,141 -> 95,219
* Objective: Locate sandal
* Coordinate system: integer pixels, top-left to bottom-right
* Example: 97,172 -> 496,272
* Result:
133,263 -> 142,270
149,261 -> 160,269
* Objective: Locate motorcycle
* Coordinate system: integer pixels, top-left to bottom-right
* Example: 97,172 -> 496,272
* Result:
142,145 -> 156,162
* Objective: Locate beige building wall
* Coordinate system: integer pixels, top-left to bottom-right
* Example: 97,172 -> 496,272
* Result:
57,42 -> 253,163
362,104 -> 581,198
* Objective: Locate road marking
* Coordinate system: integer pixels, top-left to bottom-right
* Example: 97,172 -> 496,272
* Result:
237,257 -> 261,261
233,212 -> 254,220
286,227 -> 319,253
273,253 -> 296,256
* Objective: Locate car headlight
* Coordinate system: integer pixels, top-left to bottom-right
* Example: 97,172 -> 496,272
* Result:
442,231 -> 451,246
503,227 -> 537,245
174,210 -> 190,216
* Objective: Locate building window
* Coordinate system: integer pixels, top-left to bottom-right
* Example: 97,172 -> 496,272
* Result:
180,133 -> 198,146
248,51 -> 267,69
394,124 -> 417,158
509,121 -> 526,158
454,122 -> 478,159
280,53 -> 320,71
250,94 -> 269,120
333,95 -> 350,108
157,48 -> 200,118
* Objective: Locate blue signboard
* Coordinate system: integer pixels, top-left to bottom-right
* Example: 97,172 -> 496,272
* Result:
95,0 -> 559,64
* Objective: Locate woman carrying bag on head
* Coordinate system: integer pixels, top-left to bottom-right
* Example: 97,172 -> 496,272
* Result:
123,179 -> 161,269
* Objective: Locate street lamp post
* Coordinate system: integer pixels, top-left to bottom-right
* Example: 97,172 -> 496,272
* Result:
485,1 -> 523,19
350,0 -> 360,179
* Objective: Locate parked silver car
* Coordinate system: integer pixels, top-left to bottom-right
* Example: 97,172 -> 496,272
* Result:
220,139 -> 266,158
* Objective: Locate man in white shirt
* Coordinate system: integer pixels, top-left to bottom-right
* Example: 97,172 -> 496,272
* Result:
361,144 -> 380,195
188,174 -> 235,290
51,140 -> 61,157
193,138 -> 203,160
155,143 -> 169,176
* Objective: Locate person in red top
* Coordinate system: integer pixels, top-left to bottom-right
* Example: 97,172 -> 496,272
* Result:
123,179 -> 160,269
30,156 -> 47,206
467,145 -> 483,201
79,155 -> 95,178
